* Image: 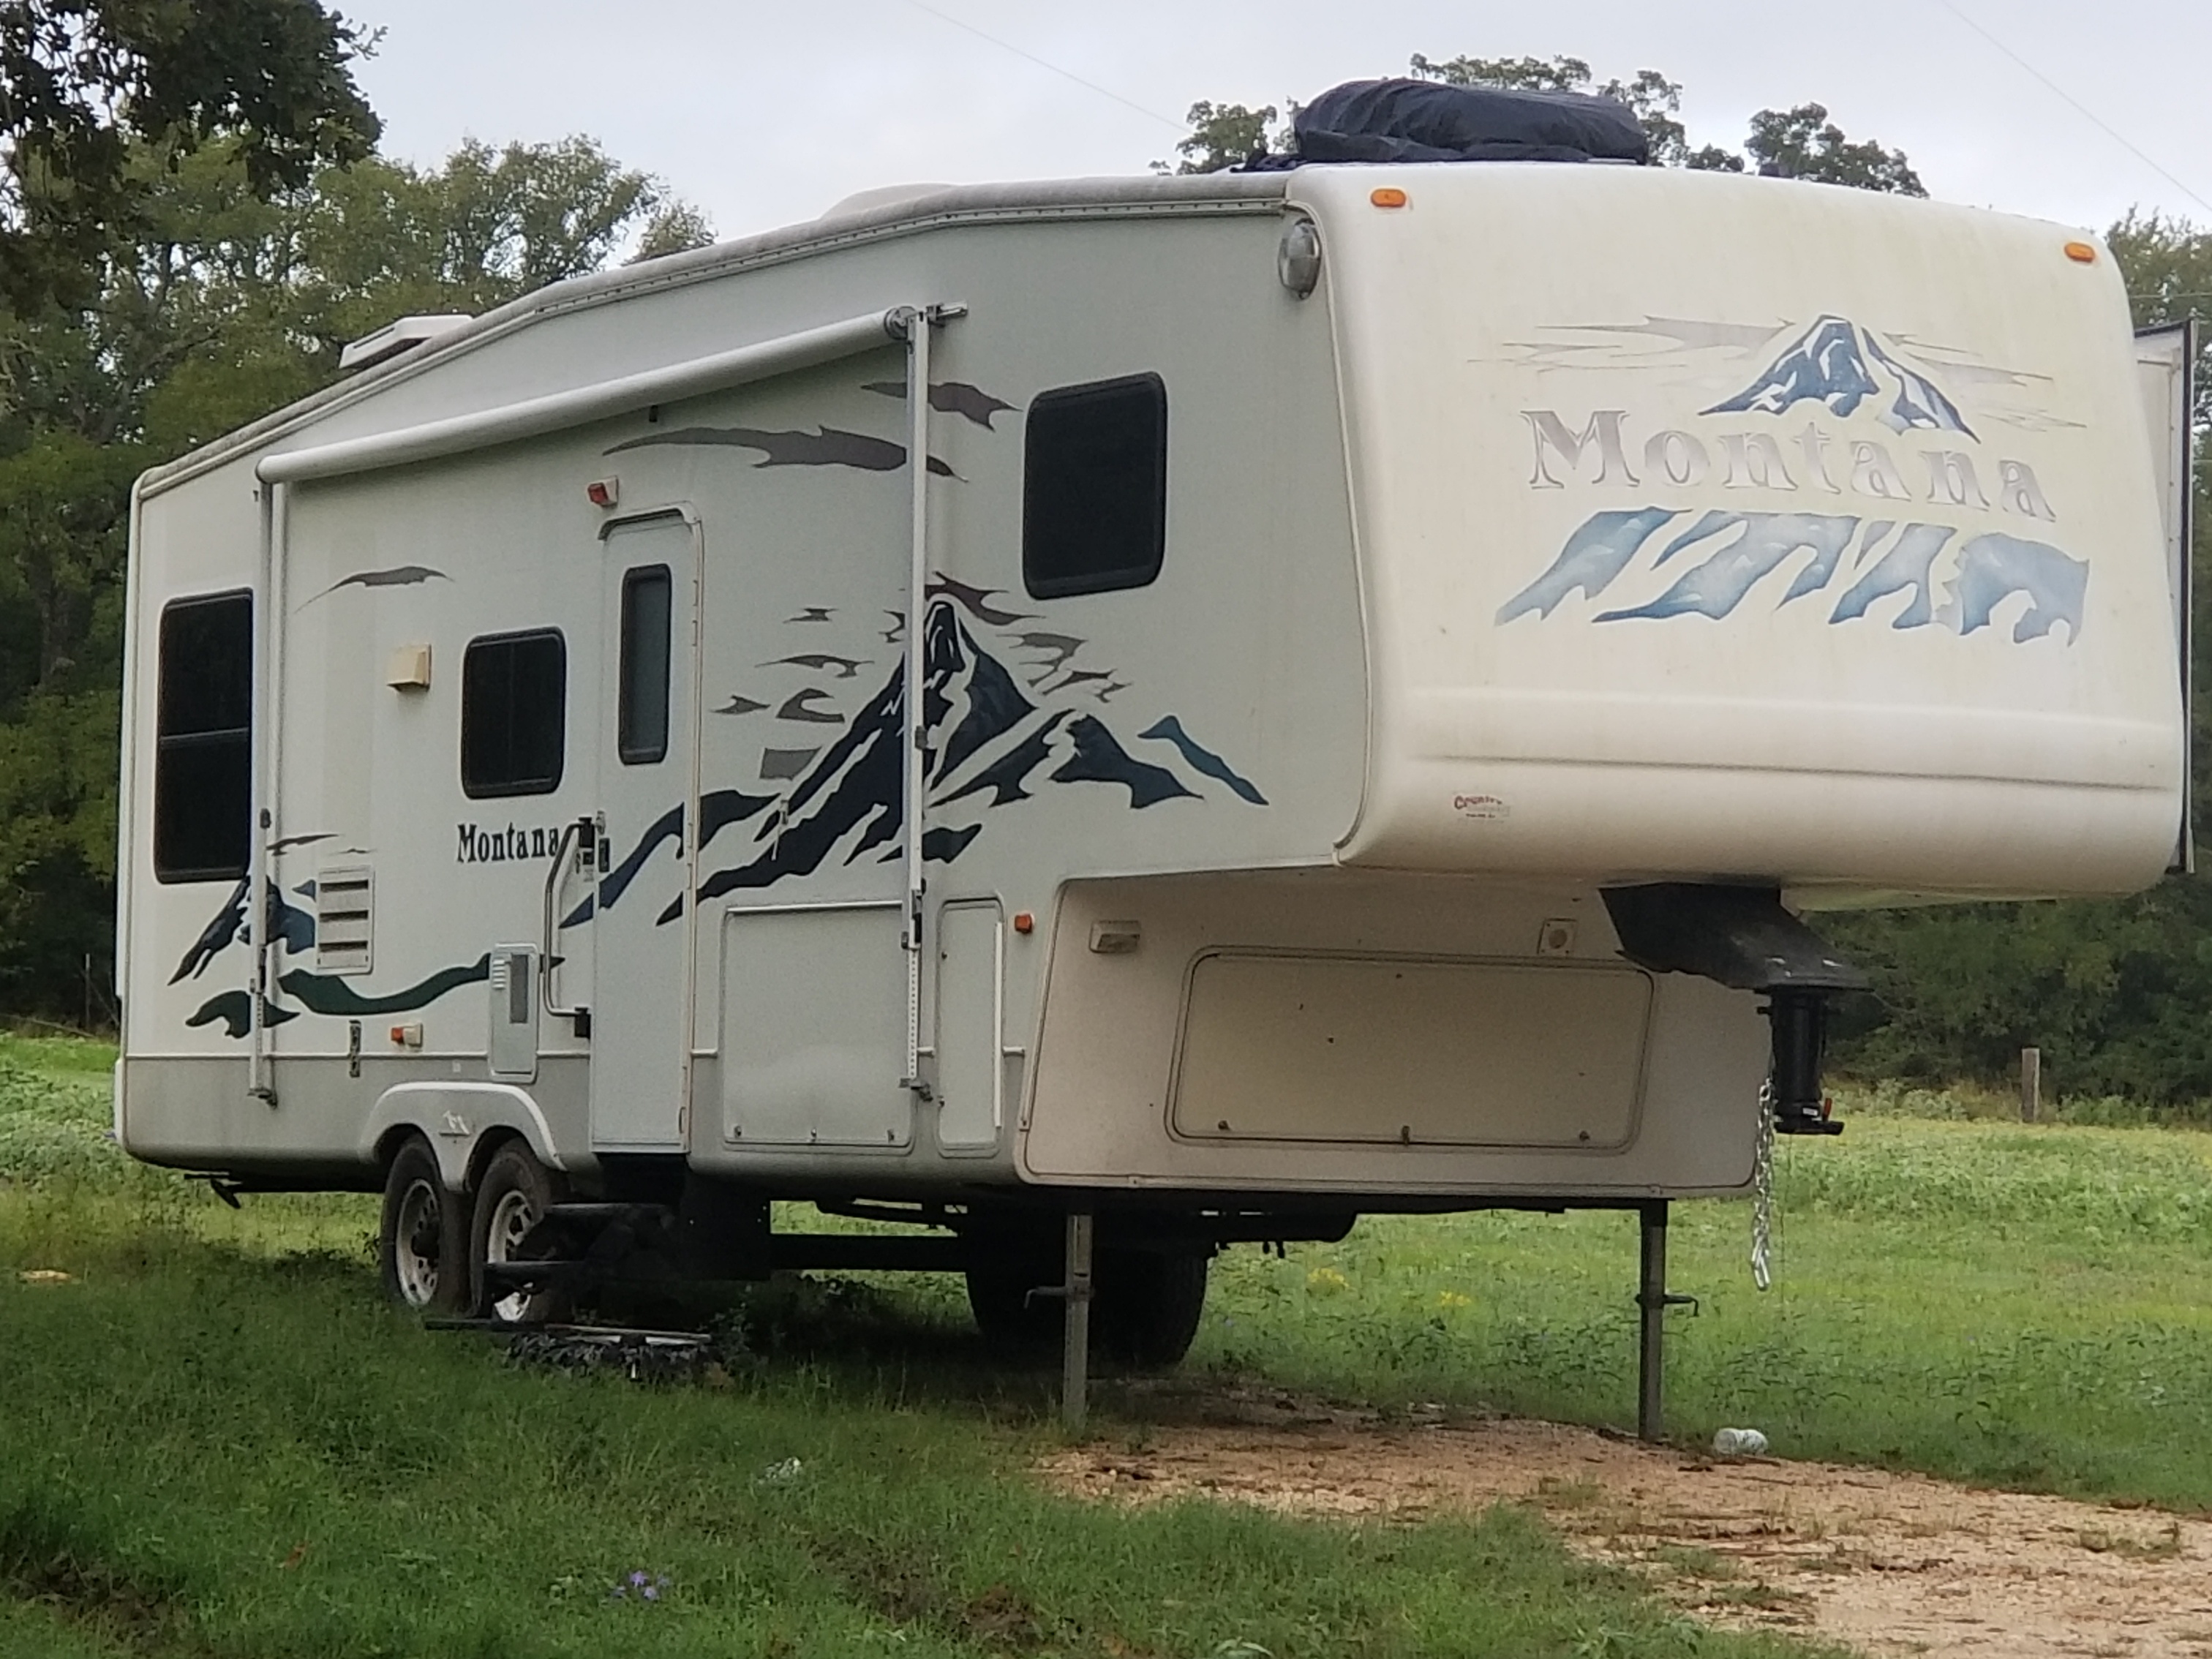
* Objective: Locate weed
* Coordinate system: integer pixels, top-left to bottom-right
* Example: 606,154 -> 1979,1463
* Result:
1649,1543 -> 1738,1579
2077,1522 -> 2183,1560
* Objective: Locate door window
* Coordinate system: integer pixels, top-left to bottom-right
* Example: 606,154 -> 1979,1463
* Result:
617,565 -> 672,764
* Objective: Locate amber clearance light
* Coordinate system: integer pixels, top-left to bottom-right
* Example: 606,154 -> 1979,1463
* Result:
2064,240 -> 2098,264
1370,186 -> 1409,209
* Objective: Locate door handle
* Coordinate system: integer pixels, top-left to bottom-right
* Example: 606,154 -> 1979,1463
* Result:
541,814 -> 595,1023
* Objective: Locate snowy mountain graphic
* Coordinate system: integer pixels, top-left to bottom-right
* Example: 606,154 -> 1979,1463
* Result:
1497,508 -> 2086,644
1704,315 -> 1976,438
668,593 -> 1265,919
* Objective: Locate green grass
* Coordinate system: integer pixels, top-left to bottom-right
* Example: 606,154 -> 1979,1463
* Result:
1181,1087 -> 2212,1510
9,1036 -> 2212,1654
0,1037 -> 1829,1658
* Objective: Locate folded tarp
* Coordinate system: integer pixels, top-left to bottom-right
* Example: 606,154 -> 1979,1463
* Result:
1260,78 -> 1649,168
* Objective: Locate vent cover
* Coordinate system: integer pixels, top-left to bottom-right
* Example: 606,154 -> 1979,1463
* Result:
315,865 -> 374,975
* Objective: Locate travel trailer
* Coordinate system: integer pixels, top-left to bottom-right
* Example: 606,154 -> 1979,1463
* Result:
116,135 -> 2194,1415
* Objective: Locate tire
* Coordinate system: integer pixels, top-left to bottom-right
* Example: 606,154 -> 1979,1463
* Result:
1094,1248 -> 1209,1369
968,1247 -> 1061,1353
378,1135 -> 470,1314
965,1226 -> 1062,1349
470,1140 -> 570,1325
963,1227 -> 1210,1369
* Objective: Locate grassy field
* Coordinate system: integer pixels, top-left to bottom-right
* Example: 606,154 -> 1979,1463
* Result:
6,1034 -> 2211,1656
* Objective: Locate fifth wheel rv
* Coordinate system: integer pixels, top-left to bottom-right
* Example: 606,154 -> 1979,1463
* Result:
114,102 -> 2194,1424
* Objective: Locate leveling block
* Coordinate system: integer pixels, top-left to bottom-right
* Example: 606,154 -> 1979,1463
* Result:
427,1320 -> 716,1383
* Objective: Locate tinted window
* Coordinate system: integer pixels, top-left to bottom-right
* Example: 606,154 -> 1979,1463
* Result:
1022,372 -> 1167,599
618,565 -> 672,765
462,631 -> 565,797
154,592 -> 254,882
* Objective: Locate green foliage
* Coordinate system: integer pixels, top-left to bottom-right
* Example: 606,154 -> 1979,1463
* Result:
0,1053 -> 120,1186
1824,880 -> 2212,1101
1741,104 -> 1923,195
0,127 -> 699,1019
1159,100 -> 1292,174
0,0 -> 380,311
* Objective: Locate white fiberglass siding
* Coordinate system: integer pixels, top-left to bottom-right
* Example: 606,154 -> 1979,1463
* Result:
1305,162 -> 2183,899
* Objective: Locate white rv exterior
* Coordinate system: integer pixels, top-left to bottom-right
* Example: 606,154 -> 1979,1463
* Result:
115,163 -> 2190,1332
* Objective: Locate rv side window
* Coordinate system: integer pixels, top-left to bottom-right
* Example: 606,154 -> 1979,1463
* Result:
153,591 -> 254,883
617,565 -> 672,765
1022,372 -> 1167,599
462,631 -> 566,797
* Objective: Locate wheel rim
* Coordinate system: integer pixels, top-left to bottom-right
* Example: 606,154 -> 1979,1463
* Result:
392,1178 -> 444,1308
484,1186 -> 541,1323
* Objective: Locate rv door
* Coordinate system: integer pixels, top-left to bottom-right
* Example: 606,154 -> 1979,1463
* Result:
2138,321 -> 2197,873
590,510 -> 701,1148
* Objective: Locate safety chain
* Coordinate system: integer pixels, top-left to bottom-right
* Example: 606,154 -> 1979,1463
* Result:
1750,1077 -> 1776,1291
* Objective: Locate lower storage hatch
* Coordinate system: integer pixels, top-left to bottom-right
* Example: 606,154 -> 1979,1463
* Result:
1169,951 -> 1651,1149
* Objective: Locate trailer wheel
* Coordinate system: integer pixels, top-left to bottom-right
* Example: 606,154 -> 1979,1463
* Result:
1095,1248 -> 1209,1369
964,1240 -> 1062,1348
965,1237 -> 1210,1369
470,1140 -> 570,1325
378,1135 -> 469,1314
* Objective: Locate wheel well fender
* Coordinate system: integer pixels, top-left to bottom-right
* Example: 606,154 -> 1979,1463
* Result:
361,1083 -> 568,1193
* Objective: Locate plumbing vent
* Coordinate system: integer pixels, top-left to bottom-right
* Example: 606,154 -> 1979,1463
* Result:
315,865 -> 374,975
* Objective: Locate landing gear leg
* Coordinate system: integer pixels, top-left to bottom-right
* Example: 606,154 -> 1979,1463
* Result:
1636,1200 -> 1696,1442
1061,1209 -> 1094,1433
1638,1201 -> 1666,1440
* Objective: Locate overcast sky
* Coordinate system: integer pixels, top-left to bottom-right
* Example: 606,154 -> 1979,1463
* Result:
342,1 -> 2211,244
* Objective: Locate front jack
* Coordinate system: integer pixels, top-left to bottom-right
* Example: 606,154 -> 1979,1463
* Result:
1767,988 -> 1843,1136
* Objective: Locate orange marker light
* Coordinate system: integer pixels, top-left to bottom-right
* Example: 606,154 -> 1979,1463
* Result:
2063,240 -> 2097,264
1012,911 -> 1034,934
1370,186 -> 1409,209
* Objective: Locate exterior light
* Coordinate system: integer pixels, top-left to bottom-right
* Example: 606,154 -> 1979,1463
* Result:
1278,217 -> 1323,298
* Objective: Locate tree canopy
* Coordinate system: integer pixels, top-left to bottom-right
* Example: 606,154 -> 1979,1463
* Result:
0,125 -> 707,1013
0,0 -> 381,310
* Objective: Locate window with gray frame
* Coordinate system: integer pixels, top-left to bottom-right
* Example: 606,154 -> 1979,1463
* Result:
1022,372 -> 1168,599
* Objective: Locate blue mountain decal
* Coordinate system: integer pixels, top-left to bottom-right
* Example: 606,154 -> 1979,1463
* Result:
1501,508 -> 2085,642
1704,315 -> 1975,437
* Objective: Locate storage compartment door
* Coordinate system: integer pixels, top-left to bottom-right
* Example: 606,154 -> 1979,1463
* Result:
1170,952 -> 1650,1148
722,904 -> 912,1147
933,901 -> 1002,1151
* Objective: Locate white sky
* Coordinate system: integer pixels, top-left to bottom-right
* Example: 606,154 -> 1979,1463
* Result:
342,0 -> 2212,244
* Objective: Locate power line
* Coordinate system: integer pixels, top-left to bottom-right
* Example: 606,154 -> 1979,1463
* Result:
898,1 -> 1184,132
1938,1 -> 2212,218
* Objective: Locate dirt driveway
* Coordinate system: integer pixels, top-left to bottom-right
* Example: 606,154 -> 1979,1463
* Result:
1039,1394 -> 2212,1658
